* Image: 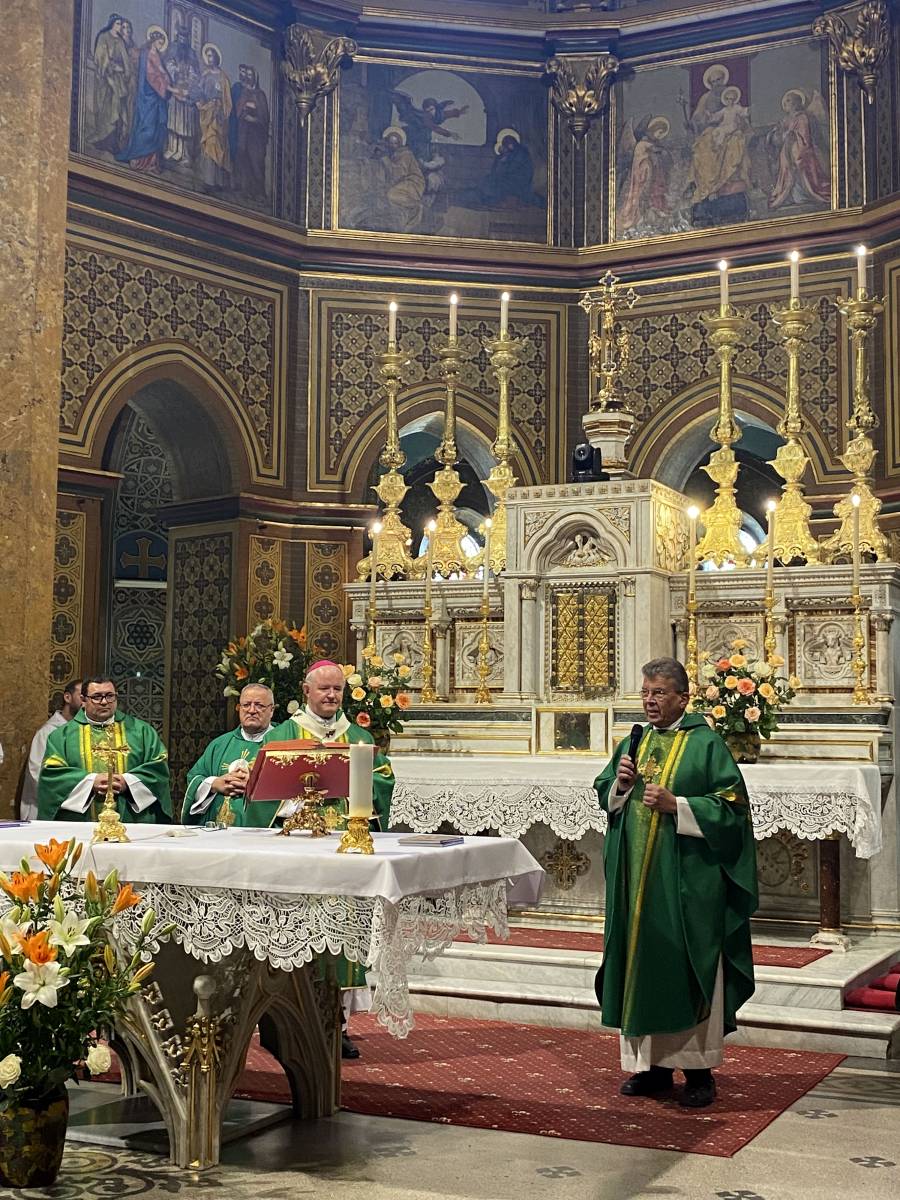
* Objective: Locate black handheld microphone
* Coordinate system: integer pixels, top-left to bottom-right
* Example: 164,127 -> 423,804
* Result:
626,722 -> 644,764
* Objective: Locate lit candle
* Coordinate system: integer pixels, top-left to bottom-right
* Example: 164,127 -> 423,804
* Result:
766,500 -> 777,592
855,246 -> 867,298
449,293 -> 458,344
369,520 -> 382,613
424,519 -> 436,609
717,260 -> 729,314
483,517 -> 493,601
789,250 -> 800,303
388,300 -> 398,346
500,291 -> 510,337
851,493 -> 861,594
348,741 -> 374,817
686,505 -> 699,601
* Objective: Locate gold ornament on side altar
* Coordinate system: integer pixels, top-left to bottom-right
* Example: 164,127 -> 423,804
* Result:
91,726 -> 132,845
697,265 -> 749,568
823,260 -> 887,564
420,519 -> 438,704
277,777 -> 330,837
580,270 -> 637,412
426,315 -> 472,578
475,517 -> 493,705
482,295 -> 523,574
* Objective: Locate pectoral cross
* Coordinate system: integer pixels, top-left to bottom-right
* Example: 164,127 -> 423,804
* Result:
639,756 -> 660,785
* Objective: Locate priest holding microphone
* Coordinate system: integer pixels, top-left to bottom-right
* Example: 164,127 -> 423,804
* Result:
593,657 -> 758,1108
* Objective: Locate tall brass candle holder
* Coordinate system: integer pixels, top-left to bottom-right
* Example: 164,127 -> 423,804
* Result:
823,288 -> 887,563
420,520 -> 437,704
91,727 -> 132,844
769,299 -> 820,563
474,594 -> 492,704
763,589 -> 777,664
357,343 -> 414,583
426,339 -> 472,578
482,330 -> 524,573
685,505 -> 699,691
696,310 -> 750,567
851,590 -> 871,705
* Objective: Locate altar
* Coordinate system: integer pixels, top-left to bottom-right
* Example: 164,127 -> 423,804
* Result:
0,823 -> 542,1169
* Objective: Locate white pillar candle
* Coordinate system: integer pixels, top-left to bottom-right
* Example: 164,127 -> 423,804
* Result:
388,300 -> 398,345
789,250 -> 800,303
855,246 -> 867,297
424,519 -> 436,608
851,493 -> 861,593
348,741 -> 374,817
717,260 -> 729,314
483,517 -> 492,601
500,291 -> 510,337
369,521 -> 382,611
766,500 -> 777,591
449,293 -> 458,344
686,505 -> 699,600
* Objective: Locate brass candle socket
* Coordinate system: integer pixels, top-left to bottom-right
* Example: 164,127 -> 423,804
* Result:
420,602 -> 437,704
482,332 -> 524,574
851,591 -> 871,705
685,595 -> 699,692
763,589 -> 777,665
91,727 -> 132,845
474,594 -> 493,705
336,815 -> 375,855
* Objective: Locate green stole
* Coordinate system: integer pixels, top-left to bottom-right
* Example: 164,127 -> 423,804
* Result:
594,713 -> 757,1038
38,711 -> 171,823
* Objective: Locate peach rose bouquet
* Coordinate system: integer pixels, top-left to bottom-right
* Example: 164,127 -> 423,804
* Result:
693,637 -> 800,745
341,648 -> 413,747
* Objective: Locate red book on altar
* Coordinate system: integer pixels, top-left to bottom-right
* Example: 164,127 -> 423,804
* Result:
244,740 -> 350,803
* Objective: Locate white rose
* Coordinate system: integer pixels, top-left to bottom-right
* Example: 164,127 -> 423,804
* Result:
85,1044 -> 112,1075
0,1053 -> 22,1088
347,674 -> 363,688
701,663 -> 717,679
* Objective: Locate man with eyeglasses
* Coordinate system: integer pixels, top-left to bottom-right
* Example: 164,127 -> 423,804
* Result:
594,657 -> 757,1109
38,675 -> 171,823
182,683 -> 281,825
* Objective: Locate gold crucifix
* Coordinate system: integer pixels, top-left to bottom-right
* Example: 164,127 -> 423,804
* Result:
91,725 -> 132,844
639,755 -> 660,785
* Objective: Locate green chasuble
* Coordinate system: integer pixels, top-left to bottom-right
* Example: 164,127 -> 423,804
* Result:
594,713 -> 757,1039
181,727 -> 283,826
38,710 -> 172,823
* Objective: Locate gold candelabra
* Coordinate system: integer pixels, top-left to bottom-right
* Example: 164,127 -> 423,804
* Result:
420,598 -> 437,703
91,726 -> 132,844
764,588 -> 777,664
474,593 -> 492,704
426,340 -> 472,578
696,310 -> 750,567
336,814 -> 375,855
357,345 -> 414,583
579,270 -> 638,412
482,331 -> 524,574
768,300 -> 820,563
277,781 -> 330,837
851,589 -> 871,705
686,596 -> 699,691
823,290 -> 888,563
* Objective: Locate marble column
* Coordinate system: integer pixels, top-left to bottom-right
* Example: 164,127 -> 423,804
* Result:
519,578 -> 540,698
0,2 -> 73,818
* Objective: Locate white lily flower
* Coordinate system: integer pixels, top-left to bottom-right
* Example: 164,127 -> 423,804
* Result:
0,909 -> 31,946
273,649 -> 293,669
14,960 -> 69,1009
47,910 -> 91,956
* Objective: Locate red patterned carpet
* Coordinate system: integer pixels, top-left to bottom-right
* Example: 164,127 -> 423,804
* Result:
235,1013 -> 843,1158
455,928 -> 830,968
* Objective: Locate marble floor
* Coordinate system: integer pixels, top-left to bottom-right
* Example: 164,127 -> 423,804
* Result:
4,1056 -> 899,1200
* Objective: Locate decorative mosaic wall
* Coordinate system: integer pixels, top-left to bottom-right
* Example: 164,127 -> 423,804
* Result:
247,535 -> 283,628
62,237 -> 284,481
50,510 -> 88,712
304,542 -> 347,661
312,294 -> 564,491
109,587 -> 168,730
168,531 -> 233,797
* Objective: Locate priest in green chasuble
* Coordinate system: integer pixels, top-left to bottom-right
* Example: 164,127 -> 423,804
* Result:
182,683 -> 281,825
38,676 -> 171,823
594,657 -> 757,1108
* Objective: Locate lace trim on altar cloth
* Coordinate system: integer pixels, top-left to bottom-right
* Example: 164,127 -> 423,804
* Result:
745,784 -> 882,859
112,879 -> 510,1037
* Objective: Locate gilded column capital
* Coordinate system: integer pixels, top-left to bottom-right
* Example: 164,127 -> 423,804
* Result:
813,1 -> 889,105
544,53 -> 619,143
282,24 -> 357,124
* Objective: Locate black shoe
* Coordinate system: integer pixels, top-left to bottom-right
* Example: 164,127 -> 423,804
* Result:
620,1066 -> 674,1096
679,1070 -> 716,1108
341,1031 -> 360,1059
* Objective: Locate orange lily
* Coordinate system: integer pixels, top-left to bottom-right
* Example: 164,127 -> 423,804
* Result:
84,870 -> 100,902
0,970 -> 9,992
17,929 -> 58,964
111,883 -> 142,914
1,870 -> 45,904
234,665 -> 249,681
35,837 -> 72,872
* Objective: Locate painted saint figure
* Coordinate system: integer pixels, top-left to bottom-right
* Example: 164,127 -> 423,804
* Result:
682,64 -> 753,229
196,44 -> 233,189
768,90 -> 831,210
91,13 -> 133,153
231,65 -> 270,199
371,126 -> 426,230
115,26 -> 172,173
618,115 -> 673,236
478,129 -> 542,207
163,27 -> 201,165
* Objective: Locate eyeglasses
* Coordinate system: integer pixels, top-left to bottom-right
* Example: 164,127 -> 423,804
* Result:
640,688 -> 678,699
86,692 -> 117,703
239,702 -> 273,711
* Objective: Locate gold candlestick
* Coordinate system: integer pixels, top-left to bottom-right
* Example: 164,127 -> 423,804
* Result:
278,783 -> 331,837
823,283 -> 887,562
769,298 -> 820,563
91,726 -> 132,845
420,519 -> 437,704
336,814 -> 375,855
482,325 -> 524,574
686,505 -> 699,690
764,500 -> 778,663
849,493 -> 870,704
364,520 -> 381,658
426,338 -> 472,578
579,270 -> 638,412
696,308 -> 750,567
474,593 -> 492,705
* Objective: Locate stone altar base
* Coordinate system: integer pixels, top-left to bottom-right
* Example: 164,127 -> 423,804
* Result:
403,926 -> 900,1059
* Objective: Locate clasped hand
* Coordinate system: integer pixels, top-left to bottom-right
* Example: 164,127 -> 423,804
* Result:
212,768 -> 249,797
616,755 -> 677,813
94,772 -> 126,794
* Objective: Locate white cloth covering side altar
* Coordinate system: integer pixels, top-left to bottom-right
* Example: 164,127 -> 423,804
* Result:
390,755 -> 883,859
1,823 -> 544,1037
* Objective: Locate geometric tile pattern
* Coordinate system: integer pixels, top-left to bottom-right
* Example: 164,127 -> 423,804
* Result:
50,509 -> 87,713
247,535 -> 282,628
304,541 -> 347,661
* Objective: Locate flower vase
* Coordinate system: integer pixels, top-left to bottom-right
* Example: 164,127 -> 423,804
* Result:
725,730 -> 761,764
0,1087 -> 69,1188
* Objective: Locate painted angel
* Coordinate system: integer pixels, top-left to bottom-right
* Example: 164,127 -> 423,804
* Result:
617,114 -> 674,236
768,89 -> 831,209
390,92 -> 469,161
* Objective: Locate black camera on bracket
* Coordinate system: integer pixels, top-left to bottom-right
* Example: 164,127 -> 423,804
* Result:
571,442 -> 610,483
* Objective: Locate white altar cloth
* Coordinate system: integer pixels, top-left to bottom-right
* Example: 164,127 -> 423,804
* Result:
390,756 -> 883,859
0,823 -> 543,1035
